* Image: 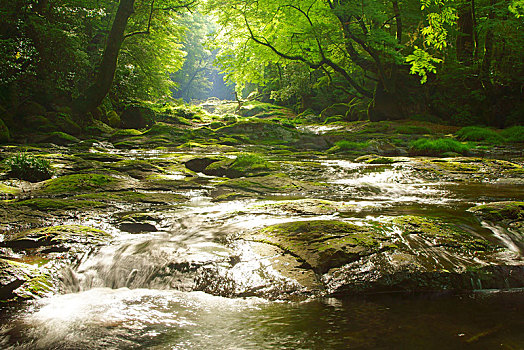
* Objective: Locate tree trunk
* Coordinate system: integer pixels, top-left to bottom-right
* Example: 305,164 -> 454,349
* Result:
456,0 -> 475,64
368,80 -> 403,121
480,0 -> 495,125
72,0 -> 135,117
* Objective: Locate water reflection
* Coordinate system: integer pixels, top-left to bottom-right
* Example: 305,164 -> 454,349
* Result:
2,289 -> 522,349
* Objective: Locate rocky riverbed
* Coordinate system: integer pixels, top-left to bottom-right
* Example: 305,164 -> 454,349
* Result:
0,102 -> 523,348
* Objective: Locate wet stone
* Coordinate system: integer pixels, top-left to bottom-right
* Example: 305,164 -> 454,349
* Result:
119,222 -> 158,233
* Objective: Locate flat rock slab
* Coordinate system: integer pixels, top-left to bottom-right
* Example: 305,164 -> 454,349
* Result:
243,217 -> 524,294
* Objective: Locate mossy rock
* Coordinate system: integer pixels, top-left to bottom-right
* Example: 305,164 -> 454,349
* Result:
0,183 -> 20,197
110,128 -> 143,141
41,131 -> 80,145
238,101 -> 293,118
468,201 -> 524,222
217,120 -> 299,144
204,153 -> 275,178
219,137 -> 241,146
144,122 -> 187,137
11,198 -> 106,211
184,156 -> 224,173
17,101 -> 46,118
157,113 -> 192,126
74,152 -> 124,163
324,115 -> 344,124
321,103 -> 351,121
0,258 -> 53,301
107,111 -> 121,128
0,118 -> 10,143
430,159 -> 481,173
355,154 -> 404,164
392,216 -> 495,252
75,190 -> 184,204
37,173 -> 122,196
107,159 -> 165,179
248,220 -> 385,273
121,104 -> 156,129
3,225 -> 110,250
217,173 -> 325,195
83,120 -> 114,137
250,199 -> 357,215
24,115 -> 55,133
210,121 -> 226,129
48,112 -> 82,135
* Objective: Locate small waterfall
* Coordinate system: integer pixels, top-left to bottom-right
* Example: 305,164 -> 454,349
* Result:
60,233 -> 233,293
481,221 -> 523,255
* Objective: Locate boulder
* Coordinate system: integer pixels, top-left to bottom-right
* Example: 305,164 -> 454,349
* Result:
47,112 -> 82,135
469,201 -> 524,222
217,120 -> 299,144
17,101 -> 46,118
244,216 -> 524,294
41,131 -> 80,145
121,104 -> 156,129
24,115 -> 55,132
107,110 -> 121,128
0,258 -> 53,301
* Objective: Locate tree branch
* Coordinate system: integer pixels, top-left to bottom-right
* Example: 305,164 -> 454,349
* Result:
124,0 -> 154,39
243,13 -> 372,98
124,0 -> 197,39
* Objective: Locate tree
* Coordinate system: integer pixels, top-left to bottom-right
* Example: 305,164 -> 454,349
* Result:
171,12 -> 216,101
72,0 -> 136,116
0,0 -> 193,116
205,0 -> 417,120
73,0 -> 196,116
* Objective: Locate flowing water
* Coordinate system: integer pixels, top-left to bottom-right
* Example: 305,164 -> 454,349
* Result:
1,153 -> 523,349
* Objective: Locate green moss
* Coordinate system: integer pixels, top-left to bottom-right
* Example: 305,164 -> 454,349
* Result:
0,258 -> 53,300
45,131 -> 80,144
83,120 -> 113,136
75,191 -> 145,202
252,199 -> 356,215
393,216 -> 494,252
328,140 -> 369,154
107,111 -> 121,128
395,125 -> 432,134
239,101 -> 293,118
251,220 -> 384,273
39,173 -> 118,195
111,129 -> 143,139
456,126 -> 504,143
12,225 -> 110,244
366,156 -> 396,164
500,126 -> 524,142
144,122 -> 185,137
212,192 -> 247,202
231,153 -> 270,172
219,173 -> 323,194
216,120 -> 298,144
0,183 -> 20,196
12,198 -> 105,210
469,201 -> 524,221
324,116 -> 344,124
410,138 -> 470,156
431,160 -> 480,172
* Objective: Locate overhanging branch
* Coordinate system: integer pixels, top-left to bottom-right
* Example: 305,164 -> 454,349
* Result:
243,13 -> 372,98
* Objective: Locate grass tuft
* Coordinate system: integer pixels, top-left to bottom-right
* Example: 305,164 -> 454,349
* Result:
500,126 -> 524,142
410,138 -> 470,156
456,126 -> 503,143
5,152 -> 53,182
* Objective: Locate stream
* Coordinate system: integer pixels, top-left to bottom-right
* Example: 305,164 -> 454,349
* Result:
1,150 -> 523,349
